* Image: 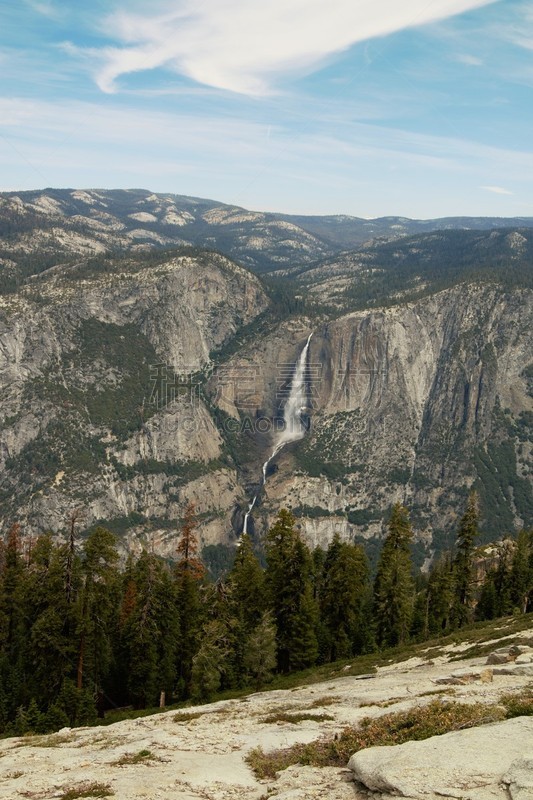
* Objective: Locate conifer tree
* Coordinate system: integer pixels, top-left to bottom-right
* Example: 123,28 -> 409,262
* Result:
25,534 -> 78,708
510,530 -> 532,613
476,570 -> 498,620
373,503 -> 415,647
265,509 -> 318,672
227,533 -> 265,630
320,534 -> 370,661
424,552 -> 455,635
190,618 -> 230,702
0,524 -> 31,716
76,527 -> 120,694
174,502 -> 205,696
243,611 -> 277,690
120,551 -> 178,708
452,491 -> 479,628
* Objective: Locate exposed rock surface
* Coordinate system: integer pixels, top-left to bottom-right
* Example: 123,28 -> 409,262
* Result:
349,717 -> 533,799
4,188 -> 532,276
0,250 -> 267,546
224,283 -> 533,549
0,625 -> 532,799
1,188 -> 533,554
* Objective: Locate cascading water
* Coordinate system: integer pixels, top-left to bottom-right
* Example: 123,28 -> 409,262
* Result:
242,333 -> 313,536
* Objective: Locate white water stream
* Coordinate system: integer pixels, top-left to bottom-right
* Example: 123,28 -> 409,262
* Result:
242,333 -> 313,535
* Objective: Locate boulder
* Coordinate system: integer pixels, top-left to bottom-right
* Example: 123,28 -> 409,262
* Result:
512,645 -> 533,654
487,652 -> 513,664
492,664 -> 533,677
502,757 -> 533,800
348,717 -> 533,800
514,654 -> 533,665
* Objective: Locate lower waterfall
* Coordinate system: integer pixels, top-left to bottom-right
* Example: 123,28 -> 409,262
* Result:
242,332 -> 313,536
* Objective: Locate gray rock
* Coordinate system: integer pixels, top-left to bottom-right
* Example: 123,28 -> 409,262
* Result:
348,717 -> 533,800
514,654 -> 533,665
512,645 -> 533,655
487,652 -> 513,664
503,758 -> 533,800
493,664 -> 533,677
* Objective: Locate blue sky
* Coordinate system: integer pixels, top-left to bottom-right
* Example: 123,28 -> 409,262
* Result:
0,0 -> 532,218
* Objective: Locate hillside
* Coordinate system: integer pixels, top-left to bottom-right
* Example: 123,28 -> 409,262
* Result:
0,189 -> 532,561
0,617 -> 531,799
2,189 -> 533,289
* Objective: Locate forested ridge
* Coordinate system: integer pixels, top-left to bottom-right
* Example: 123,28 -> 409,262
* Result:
1,495 -> 532,738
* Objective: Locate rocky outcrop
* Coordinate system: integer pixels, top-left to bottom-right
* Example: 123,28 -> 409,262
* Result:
0,624 -> 532,799
348,717 -> 533,799
0,251 -> 267,543
224,284 -> 533,552
1,191 -> 532,554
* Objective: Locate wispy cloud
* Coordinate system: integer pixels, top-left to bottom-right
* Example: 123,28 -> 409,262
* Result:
480,185 -> 513,195
24,0 -> 63,21
2,95 -> 532,187
498,5 -> 533,51
455,53 -> 483,66
80,0 -> 497,95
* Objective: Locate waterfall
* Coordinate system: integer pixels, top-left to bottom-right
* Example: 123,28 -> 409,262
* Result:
242,333 -> 312,536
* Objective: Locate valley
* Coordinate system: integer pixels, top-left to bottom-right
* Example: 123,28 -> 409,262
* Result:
0,189 -> 532,567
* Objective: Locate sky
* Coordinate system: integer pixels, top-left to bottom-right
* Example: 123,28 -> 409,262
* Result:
0,0 -> 532,218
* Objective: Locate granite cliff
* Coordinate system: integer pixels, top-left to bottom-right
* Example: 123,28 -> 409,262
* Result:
0,189 -> 532,564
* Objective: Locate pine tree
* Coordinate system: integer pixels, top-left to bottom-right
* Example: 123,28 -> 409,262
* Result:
120,551 -> 178,708
190,619 -> 229,702
25,698 -> 44,734
176,502 -> 205,580
227,533 -> 265,630
320,535 -> 370,661
0,524 -> 31,716
243,611 -> 277,690
174,503 -> 205,695
424,552 -> 455,635
373,503 -> 415,647
76,527 -> 120,693
452,492 -> 479,628
25,534 -> 79,708
510,530 -> 533,613
476,570 -> 498,620
265,509 -> 318,672
491,539 -> 514,617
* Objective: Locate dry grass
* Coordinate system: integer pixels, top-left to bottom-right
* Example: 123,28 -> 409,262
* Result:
260,711 -> 334,725
500,685 -> 533,718
58,783 -> 114,799
308,696 -> 341,708
16,733 -> 76,748
173,711 -> 204,723
112,748 -> 156,766
246,699 -> 507,779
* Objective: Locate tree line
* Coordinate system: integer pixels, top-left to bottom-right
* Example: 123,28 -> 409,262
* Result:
1,494 -> 532,736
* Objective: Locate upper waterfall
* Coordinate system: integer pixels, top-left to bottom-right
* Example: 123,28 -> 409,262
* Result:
242,333 -> 313,535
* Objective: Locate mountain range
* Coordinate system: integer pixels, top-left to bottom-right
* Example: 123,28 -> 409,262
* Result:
1,188 -> 532,571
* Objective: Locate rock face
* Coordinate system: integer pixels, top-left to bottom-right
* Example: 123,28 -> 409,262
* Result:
0,250 -> 268,549
221,284 -> 533,553
0,624 -> 532,800
1,188 -> 532,557
348,717 -> 533,799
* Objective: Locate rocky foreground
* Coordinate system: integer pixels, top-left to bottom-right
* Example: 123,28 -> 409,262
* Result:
1,624 -> 533,799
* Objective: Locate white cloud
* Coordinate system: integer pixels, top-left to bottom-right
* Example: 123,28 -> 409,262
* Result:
455,53 -> 483,66
1,96 -> 531,216
88,0 -> 497,95
24,0 -> 63,20
2,95 -> 532,180
480,185 -> 513,195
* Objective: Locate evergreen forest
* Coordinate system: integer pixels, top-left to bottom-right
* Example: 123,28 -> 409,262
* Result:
1,495 -> 532,737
